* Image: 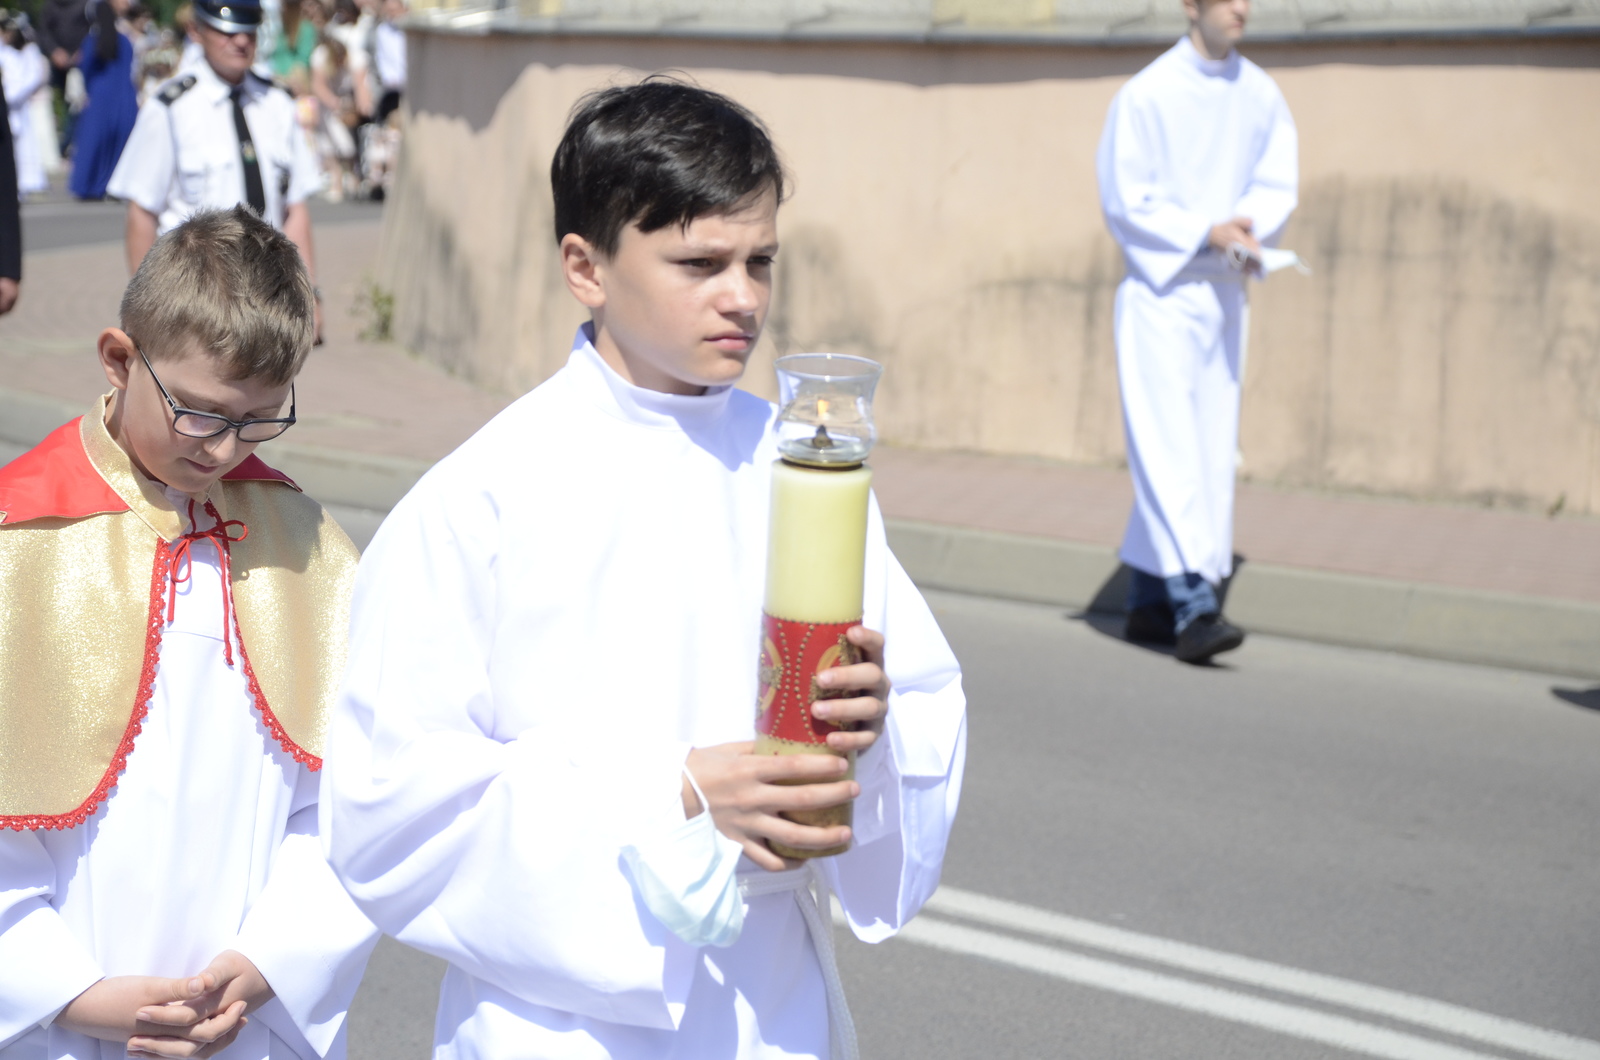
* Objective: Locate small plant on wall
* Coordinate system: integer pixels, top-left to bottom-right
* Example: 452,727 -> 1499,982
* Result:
354,275 -> 395,343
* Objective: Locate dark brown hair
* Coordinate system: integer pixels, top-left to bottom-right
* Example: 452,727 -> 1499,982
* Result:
551,75 -> 786,257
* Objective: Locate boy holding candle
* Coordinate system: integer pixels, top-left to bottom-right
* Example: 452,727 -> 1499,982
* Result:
0,208 -> 377,1060
321,78 -> 968,1059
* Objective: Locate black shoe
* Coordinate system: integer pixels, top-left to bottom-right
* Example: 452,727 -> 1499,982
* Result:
1125,604 -> 1176,646
1175,613 -> 1245,664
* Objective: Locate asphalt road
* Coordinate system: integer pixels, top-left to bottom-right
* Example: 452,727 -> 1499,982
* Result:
345,589 -> 1600,1060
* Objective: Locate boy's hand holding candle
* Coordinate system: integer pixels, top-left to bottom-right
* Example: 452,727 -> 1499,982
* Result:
680,353 -> 886,869
810,625 -> 890,750
683,624 -> 889,871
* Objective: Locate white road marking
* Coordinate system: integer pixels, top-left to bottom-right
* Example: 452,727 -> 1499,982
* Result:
902,916 -> 1518,1060
926,887 -> 1600,1060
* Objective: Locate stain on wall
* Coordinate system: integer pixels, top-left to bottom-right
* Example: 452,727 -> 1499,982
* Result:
1246,177 -> 1600,513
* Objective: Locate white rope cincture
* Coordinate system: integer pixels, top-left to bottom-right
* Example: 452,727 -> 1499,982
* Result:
739,863 -> 860,1060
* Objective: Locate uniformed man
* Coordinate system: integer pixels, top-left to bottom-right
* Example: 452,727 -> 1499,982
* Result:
107,0 -> 322,309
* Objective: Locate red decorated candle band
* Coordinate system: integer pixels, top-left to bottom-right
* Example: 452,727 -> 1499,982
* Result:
756,613 -> 863,746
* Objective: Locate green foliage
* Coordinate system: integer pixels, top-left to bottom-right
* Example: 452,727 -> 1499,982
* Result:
353,275 -> 395,343
148,0 -> 183,27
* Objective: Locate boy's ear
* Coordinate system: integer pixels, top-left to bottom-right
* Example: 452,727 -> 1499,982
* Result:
560,233 -> 608,310
97,328 -> 139,392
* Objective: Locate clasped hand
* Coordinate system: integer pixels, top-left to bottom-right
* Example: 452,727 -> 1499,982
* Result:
56,949 -> 274,1058
684,625 -> 890,872
1209,216 -> 1263,273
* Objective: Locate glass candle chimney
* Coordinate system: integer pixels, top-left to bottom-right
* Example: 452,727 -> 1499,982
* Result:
774,353 -> 883,468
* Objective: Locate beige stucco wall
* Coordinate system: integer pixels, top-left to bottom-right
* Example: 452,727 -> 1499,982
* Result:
380,31 -> 1600,514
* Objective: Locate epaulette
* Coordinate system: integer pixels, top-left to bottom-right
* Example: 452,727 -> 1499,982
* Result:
157,73 -> 197,105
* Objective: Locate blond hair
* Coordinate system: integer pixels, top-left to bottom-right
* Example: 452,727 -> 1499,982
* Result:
120,207 -> 315,386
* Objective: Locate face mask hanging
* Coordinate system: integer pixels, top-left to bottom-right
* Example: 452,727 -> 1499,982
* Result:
621,767 -> 747,949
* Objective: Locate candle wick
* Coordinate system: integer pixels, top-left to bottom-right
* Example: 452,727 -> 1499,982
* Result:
812,425 -> 834,449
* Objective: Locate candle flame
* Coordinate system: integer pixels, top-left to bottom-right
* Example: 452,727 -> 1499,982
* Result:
817,398 -> 830,420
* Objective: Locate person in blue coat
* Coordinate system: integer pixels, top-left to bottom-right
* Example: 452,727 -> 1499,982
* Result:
68,0 -> 137,199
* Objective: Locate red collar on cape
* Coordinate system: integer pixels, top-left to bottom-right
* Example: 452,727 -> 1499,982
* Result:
0,416 -> 298,526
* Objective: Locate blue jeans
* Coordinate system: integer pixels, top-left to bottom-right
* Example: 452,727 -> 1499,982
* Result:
1128,568 -> 1219,634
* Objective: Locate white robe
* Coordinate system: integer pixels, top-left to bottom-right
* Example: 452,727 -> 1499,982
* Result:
321,328 -> 968,1060
0,494 -> 379,1060
1097,35 -> 1298,586
0,42 -> 49,195
28,85 -> 60,180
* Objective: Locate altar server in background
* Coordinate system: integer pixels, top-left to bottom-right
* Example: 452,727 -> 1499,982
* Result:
1097,0 -> 1298,664
1,15 -> 51,196
0,208 -> 377,1060
322,78 -> 968,1060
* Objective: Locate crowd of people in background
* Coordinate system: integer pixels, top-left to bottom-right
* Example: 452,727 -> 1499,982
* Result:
0,0 -> 405,203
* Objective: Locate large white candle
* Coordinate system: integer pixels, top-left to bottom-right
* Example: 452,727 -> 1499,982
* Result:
764,461 -> 871,622
755,460 -> 871,859
756,353 -> 882,860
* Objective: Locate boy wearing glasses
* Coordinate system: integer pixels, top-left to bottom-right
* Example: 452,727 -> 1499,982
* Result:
0,207 -> 376,1060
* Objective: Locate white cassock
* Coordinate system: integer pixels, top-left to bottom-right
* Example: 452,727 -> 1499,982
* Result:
1097,35 -> 1298,587
0,41 -> 49,194
322,326 -> 969,1060
0,493 -> 379,1060
28,81 -> 60,179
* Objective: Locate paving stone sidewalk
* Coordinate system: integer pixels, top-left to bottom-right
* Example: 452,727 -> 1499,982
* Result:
4,219 -> 1597,612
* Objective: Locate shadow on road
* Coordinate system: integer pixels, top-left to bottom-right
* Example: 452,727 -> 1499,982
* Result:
1550,686 -> 1600,712
1066,555 -> 1247,669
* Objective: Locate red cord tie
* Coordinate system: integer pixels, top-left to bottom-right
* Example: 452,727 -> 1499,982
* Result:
167,500 -> 250,665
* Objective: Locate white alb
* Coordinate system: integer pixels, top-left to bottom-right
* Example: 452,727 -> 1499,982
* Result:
322,327 -> 969,1060
1097,35 -> 1299,587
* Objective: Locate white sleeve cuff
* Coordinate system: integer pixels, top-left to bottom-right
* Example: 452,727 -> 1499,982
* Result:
0,902 -> 104,1047
232,832 -> 380,1057
885,676 -> 966,780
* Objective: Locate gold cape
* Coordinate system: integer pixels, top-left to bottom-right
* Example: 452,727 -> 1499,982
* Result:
0,398 -> 358,830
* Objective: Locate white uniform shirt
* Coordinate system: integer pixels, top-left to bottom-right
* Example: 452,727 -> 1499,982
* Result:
107,59 -> 322,234
322,328 -> 969,1060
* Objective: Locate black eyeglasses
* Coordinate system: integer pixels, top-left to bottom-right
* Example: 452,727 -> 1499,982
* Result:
136,344 -> 296,442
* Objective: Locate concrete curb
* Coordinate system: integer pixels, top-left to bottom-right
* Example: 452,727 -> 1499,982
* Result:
5,386 -> 1597,679
886,521 -> 1600,680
